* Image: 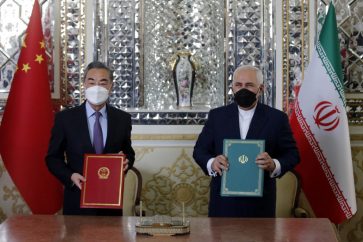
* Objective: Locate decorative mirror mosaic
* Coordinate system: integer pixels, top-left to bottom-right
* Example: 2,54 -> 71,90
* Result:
0,0 -> 362,125
93,0 -> 274,124
0,0 -> 56,105
282,0 -> 363,125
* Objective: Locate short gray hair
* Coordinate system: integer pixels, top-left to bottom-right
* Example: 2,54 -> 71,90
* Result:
232,65 -> 263,85
84,61 -> 113,82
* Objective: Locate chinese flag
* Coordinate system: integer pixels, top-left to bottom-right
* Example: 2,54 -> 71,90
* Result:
0,0 -> 63,214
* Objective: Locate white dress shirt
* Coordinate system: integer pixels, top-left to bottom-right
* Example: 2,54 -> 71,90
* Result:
207,104 -> 281,177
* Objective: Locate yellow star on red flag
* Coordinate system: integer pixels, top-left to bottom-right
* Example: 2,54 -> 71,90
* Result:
39,40 -> 45,49
35,54 -> 44,64
22,63 -> 31,73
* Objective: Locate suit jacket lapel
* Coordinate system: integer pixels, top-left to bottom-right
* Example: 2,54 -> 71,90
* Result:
226,103 -> 241,139
104,104 -> 115,153
79,102 -> 94,153
246,103 -> 266,139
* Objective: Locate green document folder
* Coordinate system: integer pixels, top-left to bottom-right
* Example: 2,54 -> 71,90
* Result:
221,139 -> 265,197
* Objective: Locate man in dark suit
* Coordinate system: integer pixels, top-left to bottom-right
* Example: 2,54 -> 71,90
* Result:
193,65 -> 300,217
46,61 -> 135,215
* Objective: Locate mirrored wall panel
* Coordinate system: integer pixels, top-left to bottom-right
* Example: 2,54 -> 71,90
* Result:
2,1 -> 361,125
0,0 -> 57,108
93,0 -> 274,124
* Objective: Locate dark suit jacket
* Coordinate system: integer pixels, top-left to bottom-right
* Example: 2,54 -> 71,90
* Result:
193,102 -> 299,217
46,102 -> 135,215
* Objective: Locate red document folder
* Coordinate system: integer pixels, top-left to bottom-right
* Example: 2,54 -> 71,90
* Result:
80,154 -> 125,209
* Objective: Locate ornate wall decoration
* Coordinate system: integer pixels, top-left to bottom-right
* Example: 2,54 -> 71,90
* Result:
95,0 -> 224,111
339,0 -> 363,126
0,0 -> 276,124
347,99 -> 363,125
92,0 -> 275,124
0,1 -> 360,124
339,146 -> 363,242
283,0 -> 363,125
0,162 -> 30,223
226,0 -> 274,106
131,110 -> 208,125
0,208 -> 5,223
141,149 -> 210,217
3,186 -> 29,215
142,0 -> 224,110
282,0 -> 310,115
134,147 -> 154,161
0,158 -> 4,178
60,0 -> 87,106
96,0 -> 142,109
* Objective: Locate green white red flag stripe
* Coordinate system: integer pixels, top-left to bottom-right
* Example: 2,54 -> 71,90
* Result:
290,3 -> 356,224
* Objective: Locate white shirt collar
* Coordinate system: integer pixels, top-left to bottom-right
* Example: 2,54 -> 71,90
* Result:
238,103 -> 257,119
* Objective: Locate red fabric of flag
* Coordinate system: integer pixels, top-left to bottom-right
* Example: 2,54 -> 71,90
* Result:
0,0 -> 63,214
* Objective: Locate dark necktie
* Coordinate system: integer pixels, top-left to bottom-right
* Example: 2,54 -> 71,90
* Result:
93,111 -> 103,154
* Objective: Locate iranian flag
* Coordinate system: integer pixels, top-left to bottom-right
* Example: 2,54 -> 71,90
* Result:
290,3 -> 356,224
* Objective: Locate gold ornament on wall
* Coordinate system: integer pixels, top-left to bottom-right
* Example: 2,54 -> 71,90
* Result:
141,149 -> 210,216
3,186 -> 30,215
134,147 -> 154,162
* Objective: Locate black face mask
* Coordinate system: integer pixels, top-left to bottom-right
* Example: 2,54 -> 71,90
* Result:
234,88 -> 258,108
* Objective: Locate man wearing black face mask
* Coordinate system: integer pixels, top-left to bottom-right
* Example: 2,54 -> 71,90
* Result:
193,65 -> 300,217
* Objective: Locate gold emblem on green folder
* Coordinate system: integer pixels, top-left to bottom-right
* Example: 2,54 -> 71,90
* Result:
221,139 -> 265,197
238,155 -> 248,164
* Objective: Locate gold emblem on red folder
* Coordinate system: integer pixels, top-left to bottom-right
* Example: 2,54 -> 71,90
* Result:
98,167 -> 110,179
